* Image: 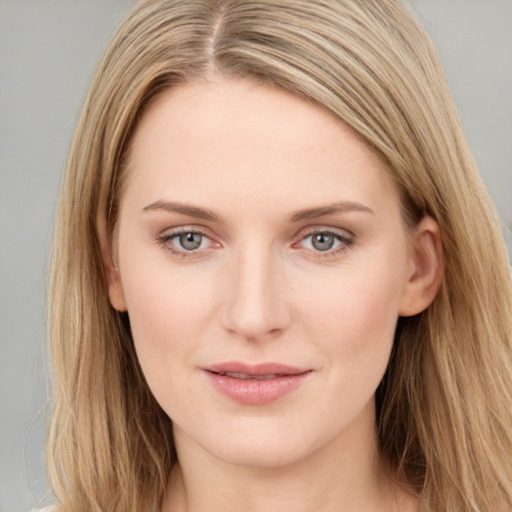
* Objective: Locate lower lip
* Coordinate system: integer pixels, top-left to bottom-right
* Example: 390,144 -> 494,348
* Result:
204,371 -> 312,405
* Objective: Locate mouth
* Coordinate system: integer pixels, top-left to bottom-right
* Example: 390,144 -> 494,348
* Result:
202,362 -> 312,405
211,372 -> 286,380
204,361 -> 309,377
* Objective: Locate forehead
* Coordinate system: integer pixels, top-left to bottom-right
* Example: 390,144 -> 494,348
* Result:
123,77 -> 399,219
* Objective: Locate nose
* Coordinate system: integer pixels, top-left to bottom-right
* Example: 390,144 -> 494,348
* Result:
221,246 -> 291,341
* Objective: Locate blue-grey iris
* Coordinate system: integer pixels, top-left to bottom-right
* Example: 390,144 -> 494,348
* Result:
180,232 -> 203,250
312,233 -> 335,251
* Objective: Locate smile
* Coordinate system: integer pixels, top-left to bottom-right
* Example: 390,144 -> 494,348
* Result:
216,372 -> 282,380
203,362 -> 313,405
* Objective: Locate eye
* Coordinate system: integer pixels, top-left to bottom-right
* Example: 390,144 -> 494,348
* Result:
309,232 -> 338,251
176,232 -> 205,251
157,228 -> 217,256
296,229 -> 354,255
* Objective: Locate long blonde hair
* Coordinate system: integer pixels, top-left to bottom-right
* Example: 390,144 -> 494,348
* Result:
47,1 -> 512,511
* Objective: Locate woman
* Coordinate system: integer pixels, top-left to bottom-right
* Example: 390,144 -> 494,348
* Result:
44,0 -> 512,511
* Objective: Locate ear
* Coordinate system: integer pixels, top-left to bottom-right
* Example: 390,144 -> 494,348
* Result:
398,215 -> 443,317
97,214 -> 127,312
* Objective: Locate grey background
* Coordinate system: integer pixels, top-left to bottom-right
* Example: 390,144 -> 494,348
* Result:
1,1 -> 510,510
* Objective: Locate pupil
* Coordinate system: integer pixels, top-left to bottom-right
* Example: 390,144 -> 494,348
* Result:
180,232 -> 202,250
312,233 -> 334,251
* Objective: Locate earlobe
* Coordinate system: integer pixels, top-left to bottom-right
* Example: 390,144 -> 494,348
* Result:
97,214 -> 128,312
107,266 -> 128,312
398,216 -> 443,317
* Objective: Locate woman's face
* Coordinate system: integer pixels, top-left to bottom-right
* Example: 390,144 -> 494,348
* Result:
110,77 -> 421,468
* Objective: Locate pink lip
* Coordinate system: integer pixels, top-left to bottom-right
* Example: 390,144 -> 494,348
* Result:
202,361 -> 312,405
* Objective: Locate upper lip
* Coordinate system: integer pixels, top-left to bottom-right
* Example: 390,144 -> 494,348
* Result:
203,361 -> 310,377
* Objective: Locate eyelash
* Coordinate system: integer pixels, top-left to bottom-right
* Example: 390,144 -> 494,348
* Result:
156,228 -> 213,259
295,229 -> 355,258
156,227 -> 356,260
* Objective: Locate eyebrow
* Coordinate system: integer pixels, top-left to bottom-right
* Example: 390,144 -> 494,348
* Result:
142,199 -> 374,223
142,200 -> 220,222
290,201 -> 375,222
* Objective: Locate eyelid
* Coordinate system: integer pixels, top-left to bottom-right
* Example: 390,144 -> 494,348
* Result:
155,224 -> 356,260
292,226 -> 356,256
293,224 -> 355,242
305,222 -> 353,234
156,226 -> 221,258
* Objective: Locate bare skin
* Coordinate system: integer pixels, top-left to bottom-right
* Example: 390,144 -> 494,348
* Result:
162,413 -> 420,512
106,76 -> 441,512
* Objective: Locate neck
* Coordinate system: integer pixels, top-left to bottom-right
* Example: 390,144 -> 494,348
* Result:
161,403 -> 418,512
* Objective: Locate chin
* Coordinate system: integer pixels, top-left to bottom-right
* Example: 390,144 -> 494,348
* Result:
209,438 -> 310,469
188,416 -> 331,470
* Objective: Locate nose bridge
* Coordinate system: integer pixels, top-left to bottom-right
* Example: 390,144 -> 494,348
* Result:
222,241 -> 290,340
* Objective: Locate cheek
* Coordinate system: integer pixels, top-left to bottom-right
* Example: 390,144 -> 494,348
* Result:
297,249 -> 407,385
119,258 -> 219,388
